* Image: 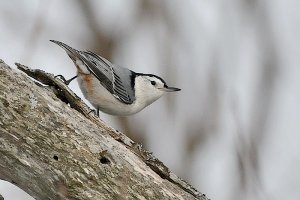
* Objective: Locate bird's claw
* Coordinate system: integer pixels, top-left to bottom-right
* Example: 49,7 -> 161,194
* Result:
54,75 -> 77,85
55,74 -> 67,83
88,108 -> 100,117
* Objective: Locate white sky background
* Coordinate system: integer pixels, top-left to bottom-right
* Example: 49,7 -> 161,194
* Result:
0,0 -> 299,199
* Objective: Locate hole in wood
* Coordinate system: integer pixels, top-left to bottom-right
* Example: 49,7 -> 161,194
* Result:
99,156 -> 110,164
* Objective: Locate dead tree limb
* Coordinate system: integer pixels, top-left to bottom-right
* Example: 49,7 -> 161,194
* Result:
0,59 -> 208,200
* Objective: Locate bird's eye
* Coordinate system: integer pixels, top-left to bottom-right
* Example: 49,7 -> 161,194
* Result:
151,81 -> 156,86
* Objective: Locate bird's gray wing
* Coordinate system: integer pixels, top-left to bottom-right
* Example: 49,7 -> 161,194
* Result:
80,51 -> 136,104
49,40 -> 135,104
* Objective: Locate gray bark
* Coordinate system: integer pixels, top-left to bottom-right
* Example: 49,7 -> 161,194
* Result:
0,59 -> 208,200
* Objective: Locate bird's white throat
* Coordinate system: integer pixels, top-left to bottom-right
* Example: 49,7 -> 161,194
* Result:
134,75 -> 165,107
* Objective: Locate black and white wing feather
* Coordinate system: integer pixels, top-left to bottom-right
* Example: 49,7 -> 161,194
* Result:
80,51 -> 136,104
50,40 -> 136,104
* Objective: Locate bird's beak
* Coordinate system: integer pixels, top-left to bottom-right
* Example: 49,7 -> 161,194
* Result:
162,86 -> 181,92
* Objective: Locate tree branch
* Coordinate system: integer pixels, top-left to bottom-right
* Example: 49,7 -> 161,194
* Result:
0,59 -> 208,200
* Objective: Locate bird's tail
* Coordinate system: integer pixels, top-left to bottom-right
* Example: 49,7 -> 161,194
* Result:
50,40 -> 80,62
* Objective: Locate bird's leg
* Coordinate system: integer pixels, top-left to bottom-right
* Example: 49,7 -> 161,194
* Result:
55,75 -> 77,85
88,107 -> 100,117
65,75 -> 77,85
88,109 -> 96,115
96,108 -> 100,117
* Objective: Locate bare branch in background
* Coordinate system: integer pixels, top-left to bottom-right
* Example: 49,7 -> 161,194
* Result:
232,1 -> 279,199
21,0 -> 51,63
77,0 -> 115,58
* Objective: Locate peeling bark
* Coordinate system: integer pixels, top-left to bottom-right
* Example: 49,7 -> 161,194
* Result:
0,60 -> 208,200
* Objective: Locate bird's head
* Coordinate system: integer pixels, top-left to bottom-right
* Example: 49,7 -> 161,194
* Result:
134,73 -> 181,106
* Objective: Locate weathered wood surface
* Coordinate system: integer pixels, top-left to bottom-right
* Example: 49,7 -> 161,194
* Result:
0,60 -> 208,200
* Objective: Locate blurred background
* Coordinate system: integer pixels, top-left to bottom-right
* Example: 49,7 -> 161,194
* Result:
0,0 -> 299,199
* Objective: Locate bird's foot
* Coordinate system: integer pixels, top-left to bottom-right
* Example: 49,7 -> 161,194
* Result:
55,74 -> 67,83
55,75 -> 77,85
88,108 -> 100,117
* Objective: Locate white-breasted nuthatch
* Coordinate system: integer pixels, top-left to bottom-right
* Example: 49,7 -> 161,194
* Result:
50,40 -> 181,116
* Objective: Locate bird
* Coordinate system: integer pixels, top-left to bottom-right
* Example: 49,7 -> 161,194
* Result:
50,40 -> 181,116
